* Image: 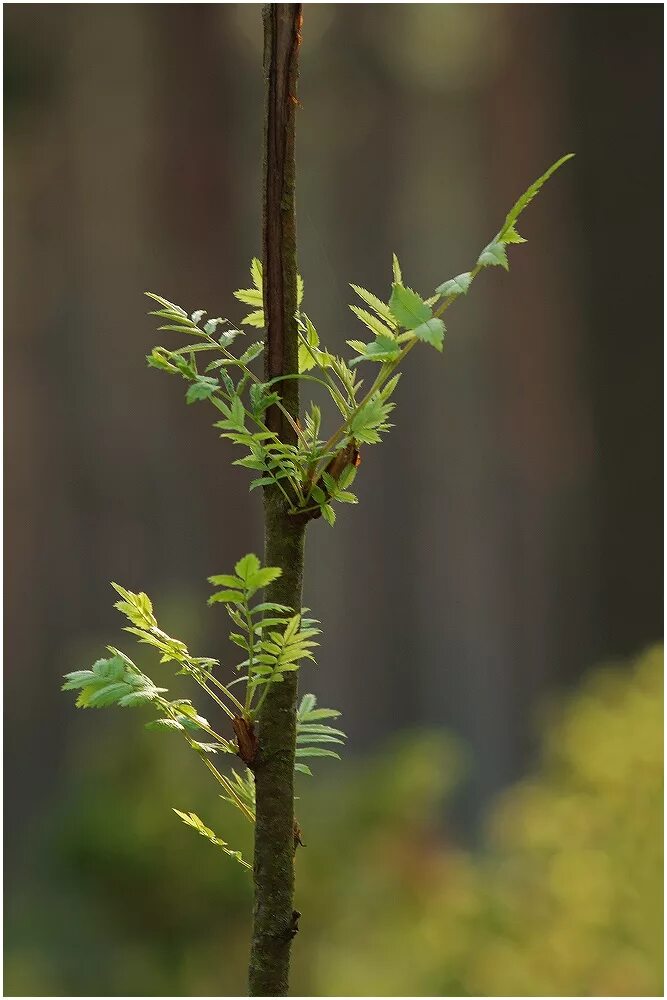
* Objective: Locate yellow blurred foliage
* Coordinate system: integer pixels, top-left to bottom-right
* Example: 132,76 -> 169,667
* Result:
304,645 -> 663,997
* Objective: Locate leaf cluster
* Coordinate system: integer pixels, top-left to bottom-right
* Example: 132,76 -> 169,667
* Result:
143,156 -> 572,524
62,553 -> 346,870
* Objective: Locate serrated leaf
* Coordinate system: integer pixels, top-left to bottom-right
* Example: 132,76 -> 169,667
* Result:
298,693 -> 317,716
477,240 -> 509,270
92,655 -> 126,681
207,574 -> 244,589
436,272 -> 473,297
502,225 -> 527,245
84,681 -> 134,708
146,718 -> 184,732
61,670 -> 96,691
247,566 -> 282,593
295,747 -> 341,759
117,688 -> 162,707
321,503 -> 336,526
250,257 -> 263,289
412,317 -> 445,351
203,318 -> 226,336
298,315 -> 319,373
296,733 -> 344,745
300,707 -> 341,721
208,589 -> 247,605
348,333 -> 402,366
297,723 -> 346,737
392,253 -> 402,284
350,284 -> 396,326
144,292 -> 187,316
499,153 -> 574,239
235,553 -> 261,581
389,284 -> 431,330
349,305 -> 395,341
186,377 -> 218,404
239,342 -> 264,366
233,288 -> 263,307
241,310 -> 265,329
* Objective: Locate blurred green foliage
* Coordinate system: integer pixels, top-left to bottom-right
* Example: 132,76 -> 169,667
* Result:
6,646 -> 662,996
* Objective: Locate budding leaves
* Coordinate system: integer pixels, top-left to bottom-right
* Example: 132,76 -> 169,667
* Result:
476,153 -> 574,272
389,284 -> 445,351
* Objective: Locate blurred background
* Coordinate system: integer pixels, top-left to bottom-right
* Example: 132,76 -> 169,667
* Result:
4,4 -> 663,996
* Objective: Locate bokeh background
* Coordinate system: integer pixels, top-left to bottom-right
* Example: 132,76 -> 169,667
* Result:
5,4 -> 663,996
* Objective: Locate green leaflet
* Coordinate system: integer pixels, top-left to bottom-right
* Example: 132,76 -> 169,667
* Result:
412,317 -> 445,351
296,693 -> 347,775
477,240 -> 509,271
499,153 -> 574,241
173,809 -> 251,870
388,283 -> 431,330
436,272 -> 473,298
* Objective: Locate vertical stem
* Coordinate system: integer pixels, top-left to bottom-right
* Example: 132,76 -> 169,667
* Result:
249,5 -> 304,996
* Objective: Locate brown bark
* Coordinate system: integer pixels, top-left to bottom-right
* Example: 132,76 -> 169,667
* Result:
249,5 -> 304,996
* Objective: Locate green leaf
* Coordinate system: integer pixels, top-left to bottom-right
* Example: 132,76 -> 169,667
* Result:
294,762 -> 313,776
298,693 -> 317,716
235,553 -> 261,581
145,718 -> 184,732
144,292 -> 187,316
81,681 -> 134,708
499,153 -> 574,240
230,395 -> 245,429
349,305 -> 395,340
203,318 -> 226,336
502,225 -> 527,245
350,284 -> 396,327
348,333 -> 402,366
299,707 -> 341,721
295,747 -> 341,759
297,723 -> 346,737
436,272 -> 473,297
117,688 -> 162,707
477,240 -> 509,271
241,310 -> 265,329
239,342 -> 264,366
207,573 -> 244,589
296,733 -> 344,745
412,317 -> 445,351
247,566 -> 282,593
233,288 -> 263,307
186,377 -> 218,404
173,809 -> 250,869
250,257 -> 262,289
61,670 -> 96,691
208,589 -> 247,606
321,503 -> 336,526
92,655 -> 127,681
298,315 -> 320,373
388,284 -> 431,330
392,253 -> 402,284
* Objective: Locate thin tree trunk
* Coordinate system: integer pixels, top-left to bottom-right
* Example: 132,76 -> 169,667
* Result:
249,5 -> 304,996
